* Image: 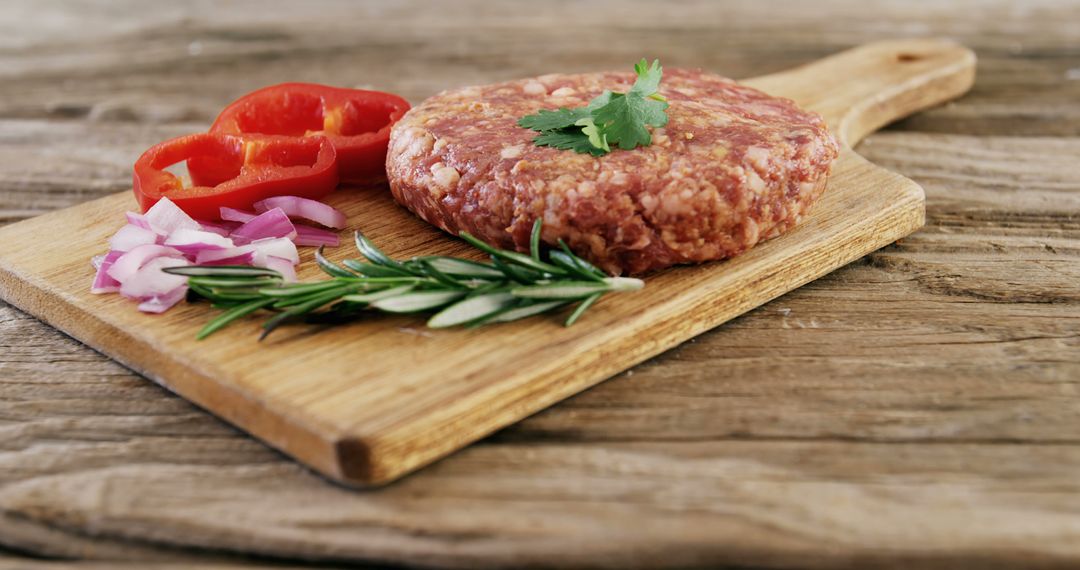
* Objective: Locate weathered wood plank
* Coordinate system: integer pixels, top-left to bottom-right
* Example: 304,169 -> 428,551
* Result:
0,130 -> 1077,565
2,0 -> 1079,565
1,1 -> 1078,135
4,439 -> 1080,569
0,555 -> 333,570
0,120 -> 195,223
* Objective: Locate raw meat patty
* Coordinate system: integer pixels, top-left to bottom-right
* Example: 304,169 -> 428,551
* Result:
386,68 -> 839,274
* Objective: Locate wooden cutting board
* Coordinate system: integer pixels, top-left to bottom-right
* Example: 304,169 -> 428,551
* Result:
0,39 -> 974,487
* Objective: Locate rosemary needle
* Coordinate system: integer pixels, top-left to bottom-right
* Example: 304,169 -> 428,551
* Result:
564,292 -> 603,327
163,219 -> 644,340
197,298 -> 276,340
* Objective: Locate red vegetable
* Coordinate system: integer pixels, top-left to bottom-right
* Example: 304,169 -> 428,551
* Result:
163,228 -> 234,255
193,83 -> 410,184
230,207 -> 297,243
263,256 -> 298,283
119,257 -> 188,299
219,207 -> 257,223
198,220 -> 239,237
138,286 -> 189,314
107,244 -> 185,283
90,251 -> 123,294
196,246 -> 256,266
143,196 -> 199,234
133,133 -> 338,220
93,195 -> 348,315
293,224 -> 340,247
249,237 -> 299,264
109,224 -> 158,252
253,195 -> 347,229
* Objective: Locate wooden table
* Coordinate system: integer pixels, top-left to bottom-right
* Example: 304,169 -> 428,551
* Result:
1,1 -> 1078,568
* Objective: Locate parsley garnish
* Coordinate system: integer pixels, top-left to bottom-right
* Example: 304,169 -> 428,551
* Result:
532,128 -> 607,156
517,59 -> 669,156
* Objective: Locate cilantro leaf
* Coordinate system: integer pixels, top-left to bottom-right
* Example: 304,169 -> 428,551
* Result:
532,129 -> 607,156
629,58 -> 663,98
517,107 -> 591,132
575,117 -> 609,152
517,91 -> 614,133
592,92 -> 669,150
585,90 -> 614,111
517,59 -> 669,155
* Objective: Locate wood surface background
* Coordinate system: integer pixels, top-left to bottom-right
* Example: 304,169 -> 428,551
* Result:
0,38 -> 970,487
1,0 -> 1078,568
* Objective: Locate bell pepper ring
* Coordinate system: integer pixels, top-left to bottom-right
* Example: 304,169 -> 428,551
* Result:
133,132 -> 339,220
191,83 -> 411,184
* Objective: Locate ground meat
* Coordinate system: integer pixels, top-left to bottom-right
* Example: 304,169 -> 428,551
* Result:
386,68 -> 839,275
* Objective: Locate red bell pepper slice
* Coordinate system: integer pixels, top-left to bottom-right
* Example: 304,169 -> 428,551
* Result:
133,133 -> 339,220
193,83 -> 410,184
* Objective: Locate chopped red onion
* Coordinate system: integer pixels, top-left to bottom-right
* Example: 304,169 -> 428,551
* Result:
125,211 -> 159,233
90,250 -> 124,294
92,195 -> 337,315
199,220 -> 240,237
137,285 -> 189,314
195,245 -> 256,265
249,237 -> 299,264
164,228 -> 235,255
119,256 -> 189,299
230,207 -> 297,243
219,207 -> 258,223
145,197 -> 200,234
293,224 -> 341,247
254,196 -> 346,229
262,255 -> 297,283
107,244 -> 185,283
197,251 -> 257,266
109,224 -> 160,252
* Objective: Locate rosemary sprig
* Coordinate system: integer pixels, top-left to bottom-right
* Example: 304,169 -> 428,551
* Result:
163,219 -> 643,340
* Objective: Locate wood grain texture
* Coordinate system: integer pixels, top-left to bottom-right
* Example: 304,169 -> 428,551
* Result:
0,38 -> 973,486
0,554 -> 334,570
1,132 -> 1078,568
1,0 -> 1078,567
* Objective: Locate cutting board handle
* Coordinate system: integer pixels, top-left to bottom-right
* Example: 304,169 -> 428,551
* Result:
744,39 -> 976,147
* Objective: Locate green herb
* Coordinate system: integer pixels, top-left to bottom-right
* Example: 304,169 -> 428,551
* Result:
163,219 -> 644,340
531,129 -> 607,156
517,59 -> 668,156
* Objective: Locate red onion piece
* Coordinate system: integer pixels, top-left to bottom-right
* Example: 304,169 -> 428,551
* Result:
293,224 -> 341,247
164,228 -> 235,255
138,285 -> 189,314
119,256 -> 189,299
93,195 -> 340,314
125,211 -> 159,233
197,251 -> 257,266
262,255 -> 297,283
109,224 -> 160,252
249,237 -> 299,264
219,207 -> 258,223
144,197 -> 199,234
107,244 -> 185,283
195,245 -> 255,264
90,250 -> 124,294
253,196 -> 346,229
230,207 -> 297,243
198,220 -> 240,237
